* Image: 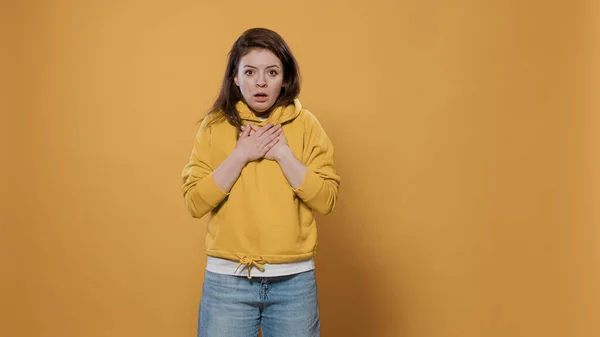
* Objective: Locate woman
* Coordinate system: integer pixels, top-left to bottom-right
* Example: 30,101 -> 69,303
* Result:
181,27 -> 340,337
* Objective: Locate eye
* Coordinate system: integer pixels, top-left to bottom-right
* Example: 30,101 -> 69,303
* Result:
269,70 -> 278,76
244,69 -> 254,76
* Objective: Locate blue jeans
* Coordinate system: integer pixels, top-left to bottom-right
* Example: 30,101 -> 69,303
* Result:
198,270 -> 320,337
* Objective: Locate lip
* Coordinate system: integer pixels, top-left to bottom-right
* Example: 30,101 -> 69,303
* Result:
253,93 -> 268,103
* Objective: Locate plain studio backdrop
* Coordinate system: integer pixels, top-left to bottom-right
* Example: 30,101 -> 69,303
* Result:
1,1 -> 598,336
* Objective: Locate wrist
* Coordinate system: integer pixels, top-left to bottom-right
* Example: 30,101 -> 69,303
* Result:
274,147 -> 293,163
231,149 -> 249,165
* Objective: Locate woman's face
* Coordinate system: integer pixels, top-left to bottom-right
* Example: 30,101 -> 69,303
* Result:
234,48 -> 284,114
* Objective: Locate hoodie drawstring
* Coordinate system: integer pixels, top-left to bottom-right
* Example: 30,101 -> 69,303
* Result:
234,256 -> 266,279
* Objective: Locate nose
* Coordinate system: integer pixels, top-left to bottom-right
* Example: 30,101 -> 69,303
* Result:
256,74 -> 267,87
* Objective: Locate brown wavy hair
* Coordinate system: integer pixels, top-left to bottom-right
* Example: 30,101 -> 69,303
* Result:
203,28 -> 301,131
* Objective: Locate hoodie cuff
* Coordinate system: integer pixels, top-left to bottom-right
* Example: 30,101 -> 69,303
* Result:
293,168 -> 324,202
196,173 -> 229,207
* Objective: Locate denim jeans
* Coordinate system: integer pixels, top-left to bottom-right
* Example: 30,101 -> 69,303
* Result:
198,270 -> 320,337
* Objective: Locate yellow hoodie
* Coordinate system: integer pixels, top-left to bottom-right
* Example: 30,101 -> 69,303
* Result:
181,99 -> 340,274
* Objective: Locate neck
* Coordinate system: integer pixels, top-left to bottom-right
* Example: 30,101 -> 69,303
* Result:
249,104 -> 276,118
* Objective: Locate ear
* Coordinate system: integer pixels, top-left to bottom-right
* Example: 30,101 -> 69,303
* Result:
234,76 -> 239,87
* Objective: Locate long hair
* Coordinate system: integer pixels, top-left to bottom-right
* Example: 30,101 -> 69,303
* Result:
204,28 -> 301,130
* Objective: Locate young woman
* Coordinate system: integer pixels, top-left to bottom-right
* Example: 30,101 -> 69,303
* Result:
181,27 -> 340,337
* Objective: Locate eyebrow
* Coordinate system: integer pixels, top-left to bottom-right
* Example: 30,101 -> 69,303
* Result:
242,65 -> 281,69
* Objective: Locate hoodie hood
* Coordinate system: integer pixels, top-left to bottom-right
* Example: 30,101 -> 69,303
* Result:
236,98 -> 303,125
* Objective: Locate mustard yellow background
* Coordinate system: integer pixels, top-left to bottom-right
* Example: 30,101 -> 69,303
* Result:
2,0 -> 599,336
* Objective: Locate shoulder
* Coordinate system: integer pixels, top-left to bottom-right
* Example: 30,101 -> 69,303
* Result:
296,108 -> 323,130
295,108 -> 333,144
193,112 -> 228,142
200,112 -> 228,130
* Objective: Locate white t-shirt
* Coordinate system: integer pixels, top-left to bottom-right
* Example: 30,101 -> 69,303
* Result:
206,256 -> 315,278
207,114 -> 315,278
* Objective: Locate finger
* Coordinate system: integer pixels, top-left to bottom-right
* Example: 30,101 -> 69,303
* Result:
261,137 -> 280,155
241,125 -> 251,137
255,122 -> 274,137
249,125 -> 257,136
259,124 -> 281,139
259,128 -> 282,147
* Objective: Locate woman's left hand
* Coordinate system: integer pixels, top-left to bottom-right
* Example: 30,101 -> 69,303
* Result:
245,124 -> 290,161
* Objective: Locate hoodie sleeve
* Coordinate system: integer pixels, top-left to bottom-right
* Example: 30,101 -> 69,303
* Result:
292,111 -> 340,215
181,119 -> 229,218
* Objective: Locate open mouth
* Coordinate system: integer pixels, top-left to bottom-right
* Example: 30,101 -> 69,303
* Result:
253,92 -> 268,102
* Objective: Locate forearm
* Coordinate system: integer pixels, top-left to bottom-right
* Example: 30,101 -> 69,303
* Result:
212,150 -> 248,193
275,148 -> 307,189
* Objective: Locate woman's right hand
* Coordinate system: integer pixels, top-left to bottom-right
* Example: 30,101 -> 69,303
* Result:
234,123 -> 282,163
